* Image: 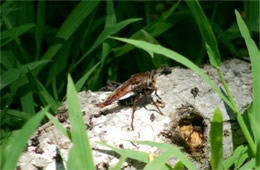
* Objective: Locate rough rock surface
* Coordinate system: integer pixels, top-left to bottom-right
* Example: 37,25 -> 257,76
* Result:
18,59 -> 252,169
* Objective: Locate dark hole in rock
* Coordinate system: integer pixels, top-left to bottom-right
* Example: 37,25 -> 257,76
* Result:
161,104 -> 207,156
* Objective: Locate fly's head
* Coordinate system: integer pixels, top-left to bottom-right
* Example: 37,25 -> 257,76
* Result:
148,64 -> 171,88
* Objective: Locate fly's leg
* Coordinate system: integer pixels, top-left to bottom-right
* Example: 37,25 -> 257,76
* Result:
154,88 -> 162,100
131,94 -> 140,130
144,88 -> 164,115
146,86 -> 161,99
150,96 -> 164,115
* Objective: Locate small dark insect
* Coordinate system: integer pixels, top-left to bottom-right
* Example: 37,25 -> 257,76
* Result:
98,70 -> 164,130
150,113 -> 155,122
190,87 -> 199,98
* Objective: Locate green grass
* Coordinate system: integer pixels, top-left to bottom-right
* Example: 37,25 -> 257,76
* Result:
97,141 -> 195,169
1,107 -> 49,169
66,75 -> 94,169
0,1 -> 259,169
210,108 -> 223,169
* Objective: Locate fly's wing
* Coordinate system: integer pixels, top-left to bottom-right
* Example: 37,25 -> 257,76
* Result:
98,79 -> 133,108
98,72 -> 149,108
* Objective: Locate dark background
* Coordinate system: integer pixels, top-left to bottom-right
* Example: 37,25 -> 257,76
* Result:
0,1 -> 259,137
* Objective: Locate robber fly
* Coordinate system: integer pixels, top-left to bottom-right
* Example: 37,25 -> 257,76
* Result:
98,69 -> 166,130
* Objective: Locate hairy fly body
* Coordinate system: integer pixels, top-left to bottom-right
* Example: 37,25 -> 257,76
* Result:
98,70 -> 165,130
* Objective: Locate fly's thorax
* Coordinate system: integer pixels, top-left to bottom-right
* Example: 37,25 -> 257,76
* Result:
133,82 -> 148,93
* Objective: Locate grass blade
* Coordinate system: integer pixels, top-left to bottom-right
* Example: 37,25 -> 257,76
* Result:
28,72 -> 59,112
244,1 -> 260,33
71,18 -> 142,71
111,37 -> 233,110
20,91 -> 35,116
113,0 -> 181,57
6,109 -> 31,122
88,42 -> 111,90
172,161 -> 184,170
0,50 -> 17,69
2,106 -> 48,169
44,40 -> 72,88
0,60 -> 49,90
239,158 -> 256,169
210,108 -> 223,169
45,112 -> 71,140
75,61 -> 101,91
212,21 -> 239,56
144,151 -> 173,170
134,141 -> 195,169
35,1 -> 45,60
67,75 -> 94,169
223,145 -> 248,169
110,154 -> 127,170
186,1 -> 221,68
105,0 -> 116,29
234,149 -> 249,169
85,0 -> 116,90
21,60 -> 50,72
0,24 -> 35,47
41,1 -> 99,62
3,6 -> 31,61
67,145 -> 82,169
141,30 -> 171,68
186,8 -> 257,158
97,142 -> 149,163
0,68 -> 20,90
235,10 -> 259,159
